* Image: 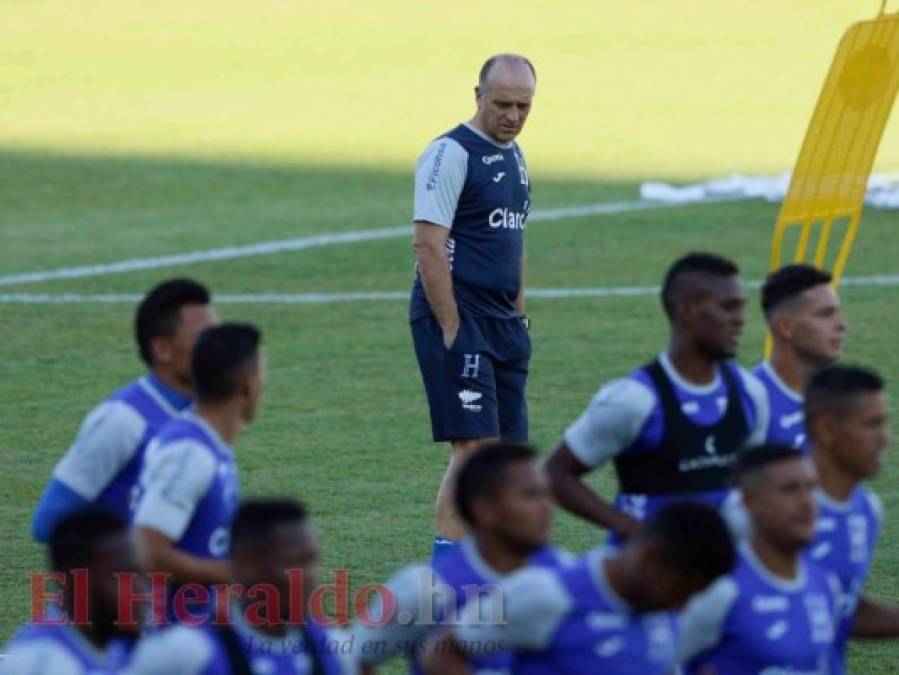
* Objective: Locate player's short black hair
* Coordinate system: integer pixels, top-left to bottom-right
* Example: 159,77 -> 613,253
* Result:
805,364 -> 884,423
192,323 -> 262,403
478,54 -> 537,88
455,442 -> 537,527
231,498 -> 308,553
732,444 -> 805,488
135,278 -> 211,367
661,252 -> 740,320
761,264 -> 832,318
643,501 -> 735,581
49,507 -> 128,573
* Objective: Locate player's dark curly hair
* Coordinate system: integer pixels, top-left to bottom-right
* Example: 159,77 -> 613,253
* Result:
661,252 -> 739,321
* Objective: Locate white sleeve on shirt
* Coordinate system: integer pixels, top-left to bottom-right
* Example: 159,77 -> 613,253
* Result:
133,439 -> 216,540
453,567 -> 572,655
562,378 -> 656,469
677,576 -> 739,663
125,625 -> 214,675
865,489 -> 884,526
737,367 -> 770,447
52,401 -> 147,499
0,639 -> 87,675
351,564 -> 454,665
413,137 -> 468,229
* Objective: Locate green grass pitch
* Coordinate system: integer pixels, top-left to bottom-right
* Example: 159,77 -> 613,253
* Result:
0,2 -> 897,672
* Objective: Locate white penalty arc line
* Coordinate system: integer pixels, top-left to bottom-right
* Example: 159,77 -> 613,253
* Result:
0,275 -> 896,305
0,197 -> 743,288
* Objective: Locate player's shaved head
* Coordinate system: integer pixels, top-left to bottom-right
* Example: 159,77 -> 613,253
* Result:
478,53 -> 536,91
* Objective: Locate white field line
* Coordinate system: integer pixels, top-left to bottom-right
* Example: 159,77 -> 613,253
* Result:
0,275 -> 896,305
0,197 -> 742,288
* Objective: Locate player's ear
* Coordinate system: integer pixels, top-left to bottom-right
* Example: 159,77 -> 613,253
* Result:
149,335 -> 173,368
772,311 -> 793,340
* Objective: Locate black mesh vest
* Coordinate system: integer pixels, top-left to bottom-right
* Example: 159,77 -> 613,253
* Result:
613,358 -> 751,495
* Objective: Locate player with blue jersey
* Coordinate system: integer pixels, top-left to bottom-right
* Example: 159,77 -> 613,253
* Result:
546,253 -> 768,540
754,264 -> 846,452
352,443 -> 572,674
420,502 -> 735,675
2,508 -> 140,675
31,279 -> 218,542
805,365 -> 899,673
134,323 -> 265,619
681,445 -> 840,674
128,499 -> 354,675
410,54 -> 536,559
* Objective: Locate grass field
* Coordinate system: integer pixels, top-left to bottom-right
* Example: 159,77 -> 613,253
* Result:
1,1 -> 898,672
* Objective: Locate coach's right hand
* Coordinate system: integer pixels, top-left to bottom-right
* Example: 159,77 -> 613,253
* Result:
442,320 -> 460,349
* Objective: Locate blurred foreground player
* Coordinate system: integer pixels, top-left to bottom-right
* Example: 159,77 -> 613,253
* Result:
681,445 -> 839,673
410,54 -> 537,558
352,443 -> 570,673
128,498 -> 353,674
806,365 -> 899,674
32,279 -> 217,541
133,324 -> 265,604
754,264 -> 845,451
2,508 -> 140,674
546,253 -> 768,540
421,502 -> 735,675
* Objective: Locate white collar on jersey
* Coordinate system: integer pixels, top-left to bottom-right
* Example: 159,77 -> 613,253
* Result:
460,536 -> 503,582
739,540 -> 807,593
586,547 -> 632,613
758,360 -> 803,403
463,122 -> 515,150
659,351 -> 722,396
815,487 -> 855,513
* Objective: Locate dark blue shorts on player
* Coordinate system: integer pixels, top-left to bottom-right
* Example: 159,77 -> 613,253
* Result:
411,313 -> 530,442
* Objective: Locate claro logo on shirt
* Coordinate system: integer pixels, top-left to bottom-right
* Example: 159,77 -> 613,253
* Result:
488,207 -> 527,230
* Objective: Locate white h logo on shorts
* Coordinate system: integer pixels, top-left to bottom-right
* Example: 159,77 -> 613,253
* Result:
461,354 -> 480,379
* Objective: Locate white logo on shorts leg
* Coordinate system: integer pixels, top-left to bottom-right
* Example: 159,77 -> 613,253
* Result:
461,354 -> 480,378
493,171 -> 505,183
705,435 -> 717,455
459,389 -> 483,412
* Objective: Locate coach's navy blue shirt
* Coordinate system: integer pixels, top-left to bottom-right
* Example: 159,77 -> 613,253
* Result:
411,122 -> 531,320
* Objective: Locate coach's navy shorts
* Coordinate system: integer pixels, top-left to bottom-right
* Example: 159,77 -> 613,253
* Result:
411,312 -> 530,443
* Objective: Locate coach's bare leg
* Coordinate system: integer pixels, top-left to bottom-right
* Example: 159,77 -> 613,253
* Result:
435,438 -> 497,541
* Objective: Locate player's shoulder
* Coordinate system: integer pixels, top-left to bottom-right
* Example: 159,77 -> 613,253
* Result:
857,485 -> 884,524
416,132 -> 469,166
501,564 -> 571,617
1,631 -> 88,675
127,625 -> 215,675
143,433 -> 217,482
730,362 -> 768,407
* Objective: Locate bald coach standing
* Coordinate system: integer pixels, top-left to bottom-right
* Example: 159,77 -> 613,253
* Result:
410,54 -> 536,559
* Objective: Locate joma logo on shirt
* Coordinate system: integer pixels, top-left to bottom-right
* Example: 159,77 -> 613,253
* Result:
488,207 -> 527,230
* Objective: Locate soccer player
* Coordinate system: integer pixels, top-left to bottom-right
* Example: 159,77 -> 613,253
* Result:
754,264 -> 846,451
420,502 -> 735,675
1,508 -> 141,674
805,365 -> 899,674
133,323 -> 265,613
128,498 -> 353,674
680,445 -> 839,673
545,252 -> 768,540
31,278 -> 217,542
410,54 -> 536,558
351,442 -> 571,673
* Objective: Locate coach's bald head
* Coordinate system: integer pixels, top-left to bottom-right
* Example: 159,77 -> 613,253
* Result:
473,53 -> 536,144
